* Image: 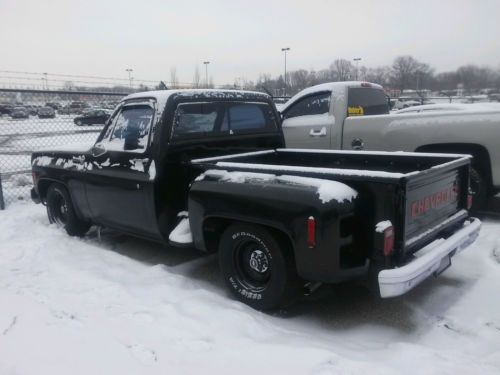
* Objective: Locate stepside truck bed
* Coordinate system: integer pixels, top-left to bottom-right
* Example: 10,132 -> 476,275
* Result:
191,148 -> 475,263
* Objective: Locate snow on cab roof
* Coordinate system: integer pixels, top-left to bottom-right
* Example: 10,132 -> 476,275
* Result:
281,81 -> 384,112
123,89 -> 270,111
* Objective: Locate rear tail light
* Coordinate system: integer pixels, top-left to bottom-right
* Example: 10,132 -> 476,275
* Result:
383,226 -> 395,256
307,216 -> 316,249
467,194 -> 473,210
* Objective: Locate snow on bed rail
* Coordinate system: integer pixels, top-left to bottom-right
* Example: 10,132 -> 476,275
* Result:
196,170 -> 357,204
277,148 -> 472,159
191,150 -> 275,163
277,175 -> 357,203
215,161 -> 410,179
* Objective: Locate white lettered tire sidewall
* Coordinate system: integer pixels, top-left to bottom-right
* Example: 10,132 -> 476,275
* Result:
219,223 -> 300,310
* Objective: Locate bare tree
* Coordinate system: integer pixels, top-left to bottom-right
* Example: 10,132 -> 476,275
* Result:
457,65 -> 497,92
170,66 -> 178,89
331,59 -> 353,81
192,65 -> 201,88
289,69 -> 309,92
390,55 -> 431,92
63,81 -> 75,91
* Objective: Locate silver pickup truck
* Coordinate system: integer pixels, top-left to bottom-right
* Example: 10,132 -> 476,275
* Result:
280,82 -> 500,209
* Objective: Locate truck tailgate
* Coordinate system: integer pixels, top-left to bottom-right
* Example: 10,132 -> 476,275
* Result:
404,169 -> 467,252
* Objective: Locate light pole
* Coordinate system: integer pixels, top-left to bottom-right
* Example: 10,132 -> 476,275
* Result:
281,47 -> 290,96
203,61 -> 210,88
125,68 -> 133,90
353,58 -> 361,81
43,72 -> 49,89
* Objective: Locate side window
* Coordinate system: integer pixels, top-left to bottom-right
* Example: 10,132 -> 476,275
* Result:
284,92 -> 331,119
172,102 -> 221,138
106,105 -> 154,151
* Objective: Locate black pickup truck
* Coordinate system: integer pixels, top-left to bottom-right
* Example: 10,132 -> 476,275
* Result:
31,89 -> 481,310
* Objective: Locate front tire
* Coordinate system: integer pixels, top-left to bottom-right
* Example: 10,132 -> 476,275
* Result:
46,183 -> 90,237
218,223 -> 302,310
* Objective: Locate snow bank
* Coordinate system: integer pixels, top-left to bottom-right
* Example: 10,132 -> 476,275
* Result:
0,203 -> 499,374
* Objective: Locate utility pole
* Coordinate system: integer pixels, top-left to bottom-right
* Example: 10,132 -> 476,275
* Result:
126,68 -> 133,90
353,58 -> 361,81
203,61 -> 210,88
281,47 -> 290,96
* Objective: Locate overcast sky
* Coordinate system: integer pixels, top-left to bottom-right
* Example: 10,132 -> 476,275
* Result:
1,0 -> 499,86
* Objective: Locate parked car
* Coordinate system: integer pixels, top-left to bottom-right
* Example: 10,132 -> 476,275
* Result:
393,97 -> 421,109
0,103 -> 14,116
45,102 -> 62,111
25,105 -> 39,116
31,89 -> 480,310
280,81 -> 500,209
60,101 -> 90,115
10,106 -> 30,119
38,106 -> 56,119
73,109 -> 111,125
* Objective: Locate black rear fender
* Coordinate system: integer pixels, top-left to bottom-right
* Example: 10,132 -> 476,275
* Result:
188,177 -> 362,282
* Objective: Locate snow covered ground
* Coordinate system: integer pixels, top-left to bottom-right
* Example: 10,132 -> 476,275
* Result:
0,202 -> 499,374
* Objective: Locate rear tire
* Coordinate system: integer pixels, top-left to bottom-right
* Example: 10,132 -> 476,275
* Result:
218,223 -> 302,310
46,183 -> 90,237
470,168 -> 487,210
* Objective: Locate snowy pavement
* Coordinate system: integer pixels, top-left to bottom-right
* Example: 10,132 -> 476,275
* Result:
0,202 -> 499,374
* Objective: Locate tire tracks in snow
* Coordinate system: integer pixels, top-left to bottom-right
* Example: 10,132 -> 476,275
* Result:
2,316 -> 18,336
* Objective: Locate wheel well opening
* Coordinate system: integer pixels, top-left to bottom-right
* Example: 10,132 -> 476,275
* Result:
37,179 -> 54,202
415,143 -> 493,192
202,218 -> 295,259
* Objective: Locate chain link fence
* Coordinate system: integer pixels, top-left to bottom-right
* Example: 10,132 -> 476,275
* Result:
0,88 -> 127,208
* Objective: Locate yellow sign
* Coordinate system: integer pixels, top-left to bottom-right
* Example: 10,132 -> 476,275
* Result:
348,106 -> 364,116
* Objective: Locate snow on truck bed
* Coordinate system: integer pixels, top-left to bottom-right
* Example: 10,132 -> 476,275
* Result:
197,169 -> 358,203
1,202 -> 500,375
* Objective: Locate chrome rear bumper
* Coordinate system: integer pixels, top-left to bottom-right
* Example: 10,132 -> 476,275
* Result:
378,217 -> 481,298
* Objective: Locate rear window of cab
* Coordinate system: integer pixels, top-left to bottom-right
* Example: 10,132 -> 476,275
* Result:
171,101 -> 277,139
347,88 -> 390,116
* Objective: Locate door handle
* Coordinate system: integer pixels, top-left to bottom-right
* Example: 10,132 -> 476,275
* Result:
351,138 -> 364,150
309,127 -> 327,137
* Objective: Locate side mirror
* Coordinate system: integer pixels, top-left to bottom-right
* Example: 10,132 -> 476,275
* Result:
91,143 -> 106,157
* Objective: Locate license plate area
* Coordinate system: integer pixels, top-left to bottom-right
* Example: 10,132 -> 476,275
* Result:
434,253 -> 453,276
